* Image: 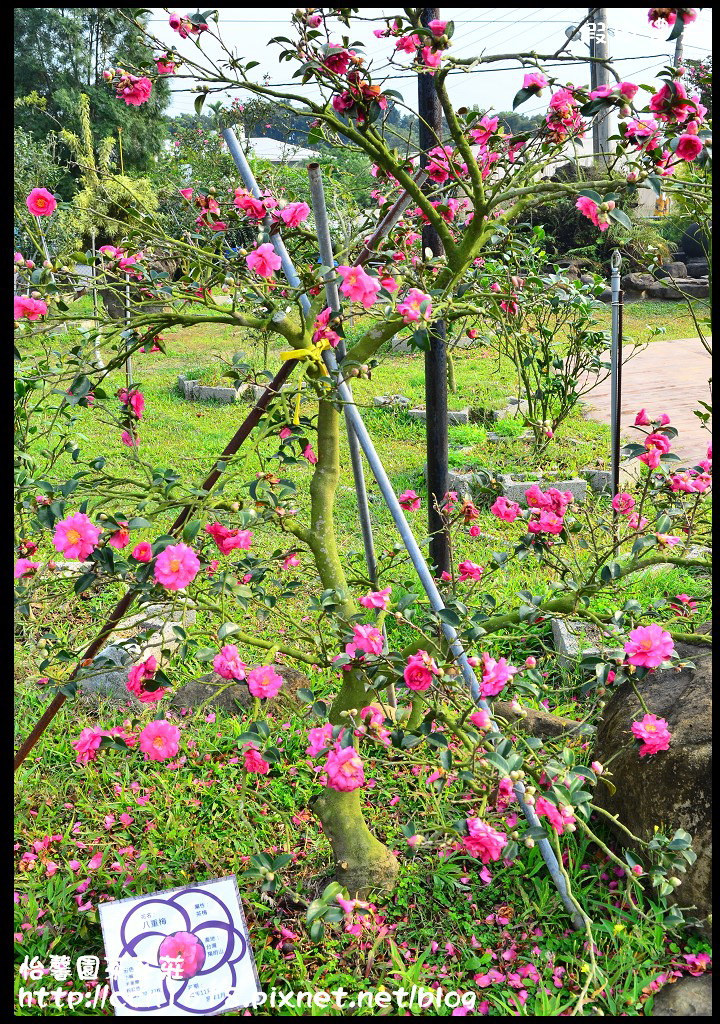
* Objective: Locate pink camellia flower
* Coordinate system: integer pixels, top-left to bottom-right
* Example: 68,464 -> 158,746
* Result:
428,18 -> 448,35
158,931 -> 205,978
127,655 -> 166,704
53,512 -> 101,560
323,46 -> 355,75
612,492 -> 636,514
116,73 -> 153,106
153,542 -> 200,591
523,72 -> 548,92
359,587 -> 392,610
463,819 -> 506,863
576,195 -> 610,231
403,650 -> 441,692
337,265 -> 382,308
179,188 -> 194,201
26,188 -> 58,216
669,593 -> 698,615
398,489 -> 421,511
121,430 -> 139,448
72,726 -> 108,764
635,408 -> 651,425
212,644 -> 247,681
469,709 -> 492,730
279,427 -> 293,441
628,511 -> 650,531
490,496 -> 521,523
480,652 -> 518,697
155,57 -> 177,75
676,132 -> 704,161
421,46 -> 443,70
527,510 -> 565,535
347,623 -> 384,658
14,295 -> 48,321
14,558 -> 41,579
396,33 -> 420,54
397,288 -> 432,324
282,553 -> 300,570
631,713 -> 671,756
638,447 -> 661,469
139,720 -> 181,762
306,723 -> 334,757
302,443 -> 318,464
278,202 -> 311,228
108,521 -> 131,549
131,541 -> 153,562
458,560 -> 483,582
247,664 -> 284,699
243,745 -> 270,774
246,243 -> 282,278
205,522 -> 253,555
118,388 -> 145,419
525,656 -> 537,669
535,796 -> 576,835
324,745 -> 365,792
624,623 -> 675,668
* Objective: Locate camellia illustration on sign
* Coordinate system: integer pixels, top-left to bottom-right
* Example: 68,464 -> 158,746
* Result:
98,876 -> 261,1015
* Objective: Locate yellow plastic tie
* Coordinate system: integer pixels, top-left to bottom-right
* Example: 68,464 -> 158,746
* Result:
279,340 -> 332,424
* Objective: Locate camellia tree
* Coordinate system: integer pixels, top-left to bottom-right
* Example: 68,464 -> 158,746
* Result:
15,6 -> 712,956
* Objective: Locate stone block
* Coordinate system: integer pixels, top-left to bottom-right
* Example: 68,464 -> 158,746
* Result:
486,431 -> 532,442
409,408 -> 469,425
551,618 -> 616,669
496,472 -> 586,505
645,279 -> 709,300
373,395 -> 410,409
686,258 -> 709,279
581,468 -> 612,493
189,385 -> 237,404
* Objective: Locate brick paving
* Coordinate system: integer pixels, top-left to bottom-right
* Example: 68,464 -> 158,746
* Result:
581,338 -> 712,466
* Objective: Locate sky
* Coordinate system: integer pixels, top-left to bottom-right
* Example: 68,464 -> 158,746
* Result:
146,7 -> 713,122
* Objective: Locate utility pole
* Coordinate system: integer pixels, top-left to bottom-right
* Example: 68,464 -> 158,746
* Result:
417,7 -> 450,576
673,23 -> 685,68
589,8 -> 610,163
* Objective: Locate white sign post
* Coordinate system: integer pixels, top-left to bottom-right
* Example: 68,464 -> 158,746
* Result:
99,875 -> 261,1016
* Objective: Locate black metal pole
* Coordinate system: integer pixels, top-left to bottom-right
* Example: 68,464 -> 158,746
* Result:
612,289 -> 624,499
418,7 -> 450,575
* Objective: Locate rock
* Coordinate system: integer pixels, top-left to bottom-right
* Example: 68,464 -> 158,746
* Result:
169,664 -> 312,715
680,223 -> 709,259
77,645 -> 139,701
409,408 -> 469,425
373,395 -> 410,409
645,279 -> 709,300
660,261 -> 688,279
686,259 -> 709,279
597,286 -> 612,303
580,273 -> 597,286
496,472 -> 586,505
651,975 -> 712,1016
622,272 -> 656,292
594,642 -> 712,932
493,700 -> 594,739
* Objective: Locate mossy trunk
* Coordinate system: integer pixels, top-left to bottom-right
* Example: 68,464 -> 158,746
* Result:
307,394 -> 400,896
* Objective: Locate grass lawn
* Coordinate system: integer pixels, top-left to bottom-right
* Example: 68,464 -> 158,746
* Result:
14,304 -> 711,1015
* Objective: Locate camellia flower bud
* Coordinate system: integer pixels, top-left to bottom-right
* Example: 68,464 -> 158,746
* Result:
524,837 -> 535,848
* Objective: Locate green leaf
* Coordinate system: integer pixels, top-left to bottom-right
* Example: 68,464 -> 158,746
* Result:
608,207 -> 633,231
512,86 -> 534,110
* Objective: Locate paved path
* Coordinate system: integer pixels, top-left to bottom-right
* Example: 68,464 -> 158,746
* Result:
581,338 -> 712,466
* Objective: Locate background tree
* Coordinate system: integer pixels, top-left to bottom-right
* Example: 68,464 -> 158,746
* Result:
14,8 -> 170,176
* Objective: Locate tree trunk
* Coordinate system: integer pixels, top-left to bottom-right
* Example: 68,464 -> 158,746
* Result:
307,394 -> 400,896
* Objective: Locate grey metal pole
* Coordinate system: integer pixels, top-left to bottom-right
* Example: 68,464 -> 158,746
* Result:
321,345 -> 583,930
307,164 -> 379,587
222,127 -> 583,928
91,229 -> 105,369
307,162 -> 396,710
610,251 -> 622,496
